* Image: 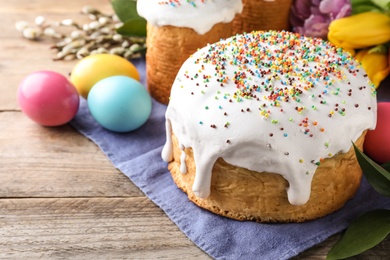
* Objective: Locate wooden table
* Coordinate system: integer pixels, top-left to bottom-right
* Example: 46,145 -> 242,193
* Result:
1,1 -> 389,258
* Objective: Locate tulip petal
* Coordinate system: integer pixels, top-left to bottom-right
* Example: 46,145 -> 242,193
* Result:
290,0 -> 313,27
304,14 -> 330,38
334,5 -> 353,19
320,0 -> 351,17
355,49 -> 390,87
328,12 -> 390,49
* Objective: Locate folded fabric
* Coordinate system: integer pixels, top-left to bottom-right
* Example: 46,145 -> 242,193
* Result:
70,58 -> 390,260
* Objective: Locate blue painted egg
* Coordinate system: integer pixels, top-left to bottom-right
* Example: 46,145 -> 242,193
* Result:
87,76 -> 152,132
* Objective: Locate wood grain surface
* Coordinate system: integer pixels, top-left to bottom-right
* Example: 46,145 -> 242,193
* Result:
0,1 -> 389,259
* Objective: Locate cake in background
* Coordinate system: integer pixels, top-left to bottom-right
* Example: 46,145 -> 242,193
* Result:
137,0 -> 243,104
233,0 -> 293,34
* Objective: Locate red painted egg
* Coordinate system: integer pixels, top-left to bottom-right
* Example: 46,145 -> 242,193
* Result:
364,102 -> 390,164
17,71 -> 80,126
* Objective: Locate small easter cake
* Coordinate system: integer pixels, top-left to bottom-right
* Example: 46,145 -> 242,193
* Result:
161,30 -> 377,222
137,0 -> 243,104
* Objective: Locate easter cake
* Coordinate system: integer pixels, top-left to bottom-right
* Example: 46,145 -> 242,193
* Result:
137,0 -> 243,104
232,0 -> 293,34
161,30 -> 377,222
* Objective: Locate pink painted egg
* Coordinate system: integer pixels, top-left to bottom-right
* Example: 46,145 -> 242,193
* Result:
364,102 -> 390,164
17,71 -> 80,126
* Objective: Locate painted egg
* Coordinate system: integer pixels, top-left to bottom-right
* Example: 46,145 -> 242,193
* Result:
17,70 -> 80,126
87,76 -> 152,132
363,102 -> 390,164
70,53 -> 140,99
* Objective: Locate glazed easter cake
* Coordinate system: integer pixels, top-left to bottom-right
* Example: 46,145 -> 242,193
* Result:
161,30 -> 377,222
137,0 -> 243,104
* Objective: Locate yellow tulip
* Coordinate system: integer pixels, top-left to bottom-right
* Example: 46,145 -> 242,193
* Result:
355,49 -> 390,88
328,12 -> 390,50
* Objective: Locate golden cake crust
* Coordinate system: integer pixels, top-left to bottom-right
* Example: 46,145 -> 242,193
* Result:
167,132 -> 366,222
145,22 -> 235,104
232,0 -> 293,34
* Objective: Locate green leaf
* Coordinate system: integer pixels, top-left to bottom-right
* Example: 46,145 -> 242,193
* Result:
352,4 -> 383,14
351,0 -> 375,7
353,143 -> 390,197
111,0 -> 141,23
382,161 -> 390,172
327,209 -> 390,260
368,44 -> 388,55
351,0 -> 385,14
371,0 -> 390,10
116,18 -> 147,37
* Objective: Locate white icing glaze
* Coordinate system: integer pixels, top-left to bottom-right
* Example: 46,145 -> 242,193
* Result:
136,0 -> 243,34
162,31 -> 377,205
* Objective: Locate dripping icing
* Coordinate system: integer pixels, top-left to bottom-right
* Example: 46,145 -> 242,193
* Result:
179,146 -> 187,174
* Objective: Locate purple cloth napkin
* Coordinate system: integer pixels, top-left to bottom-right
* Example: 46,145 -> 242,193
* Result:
70,58 -> 390,260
